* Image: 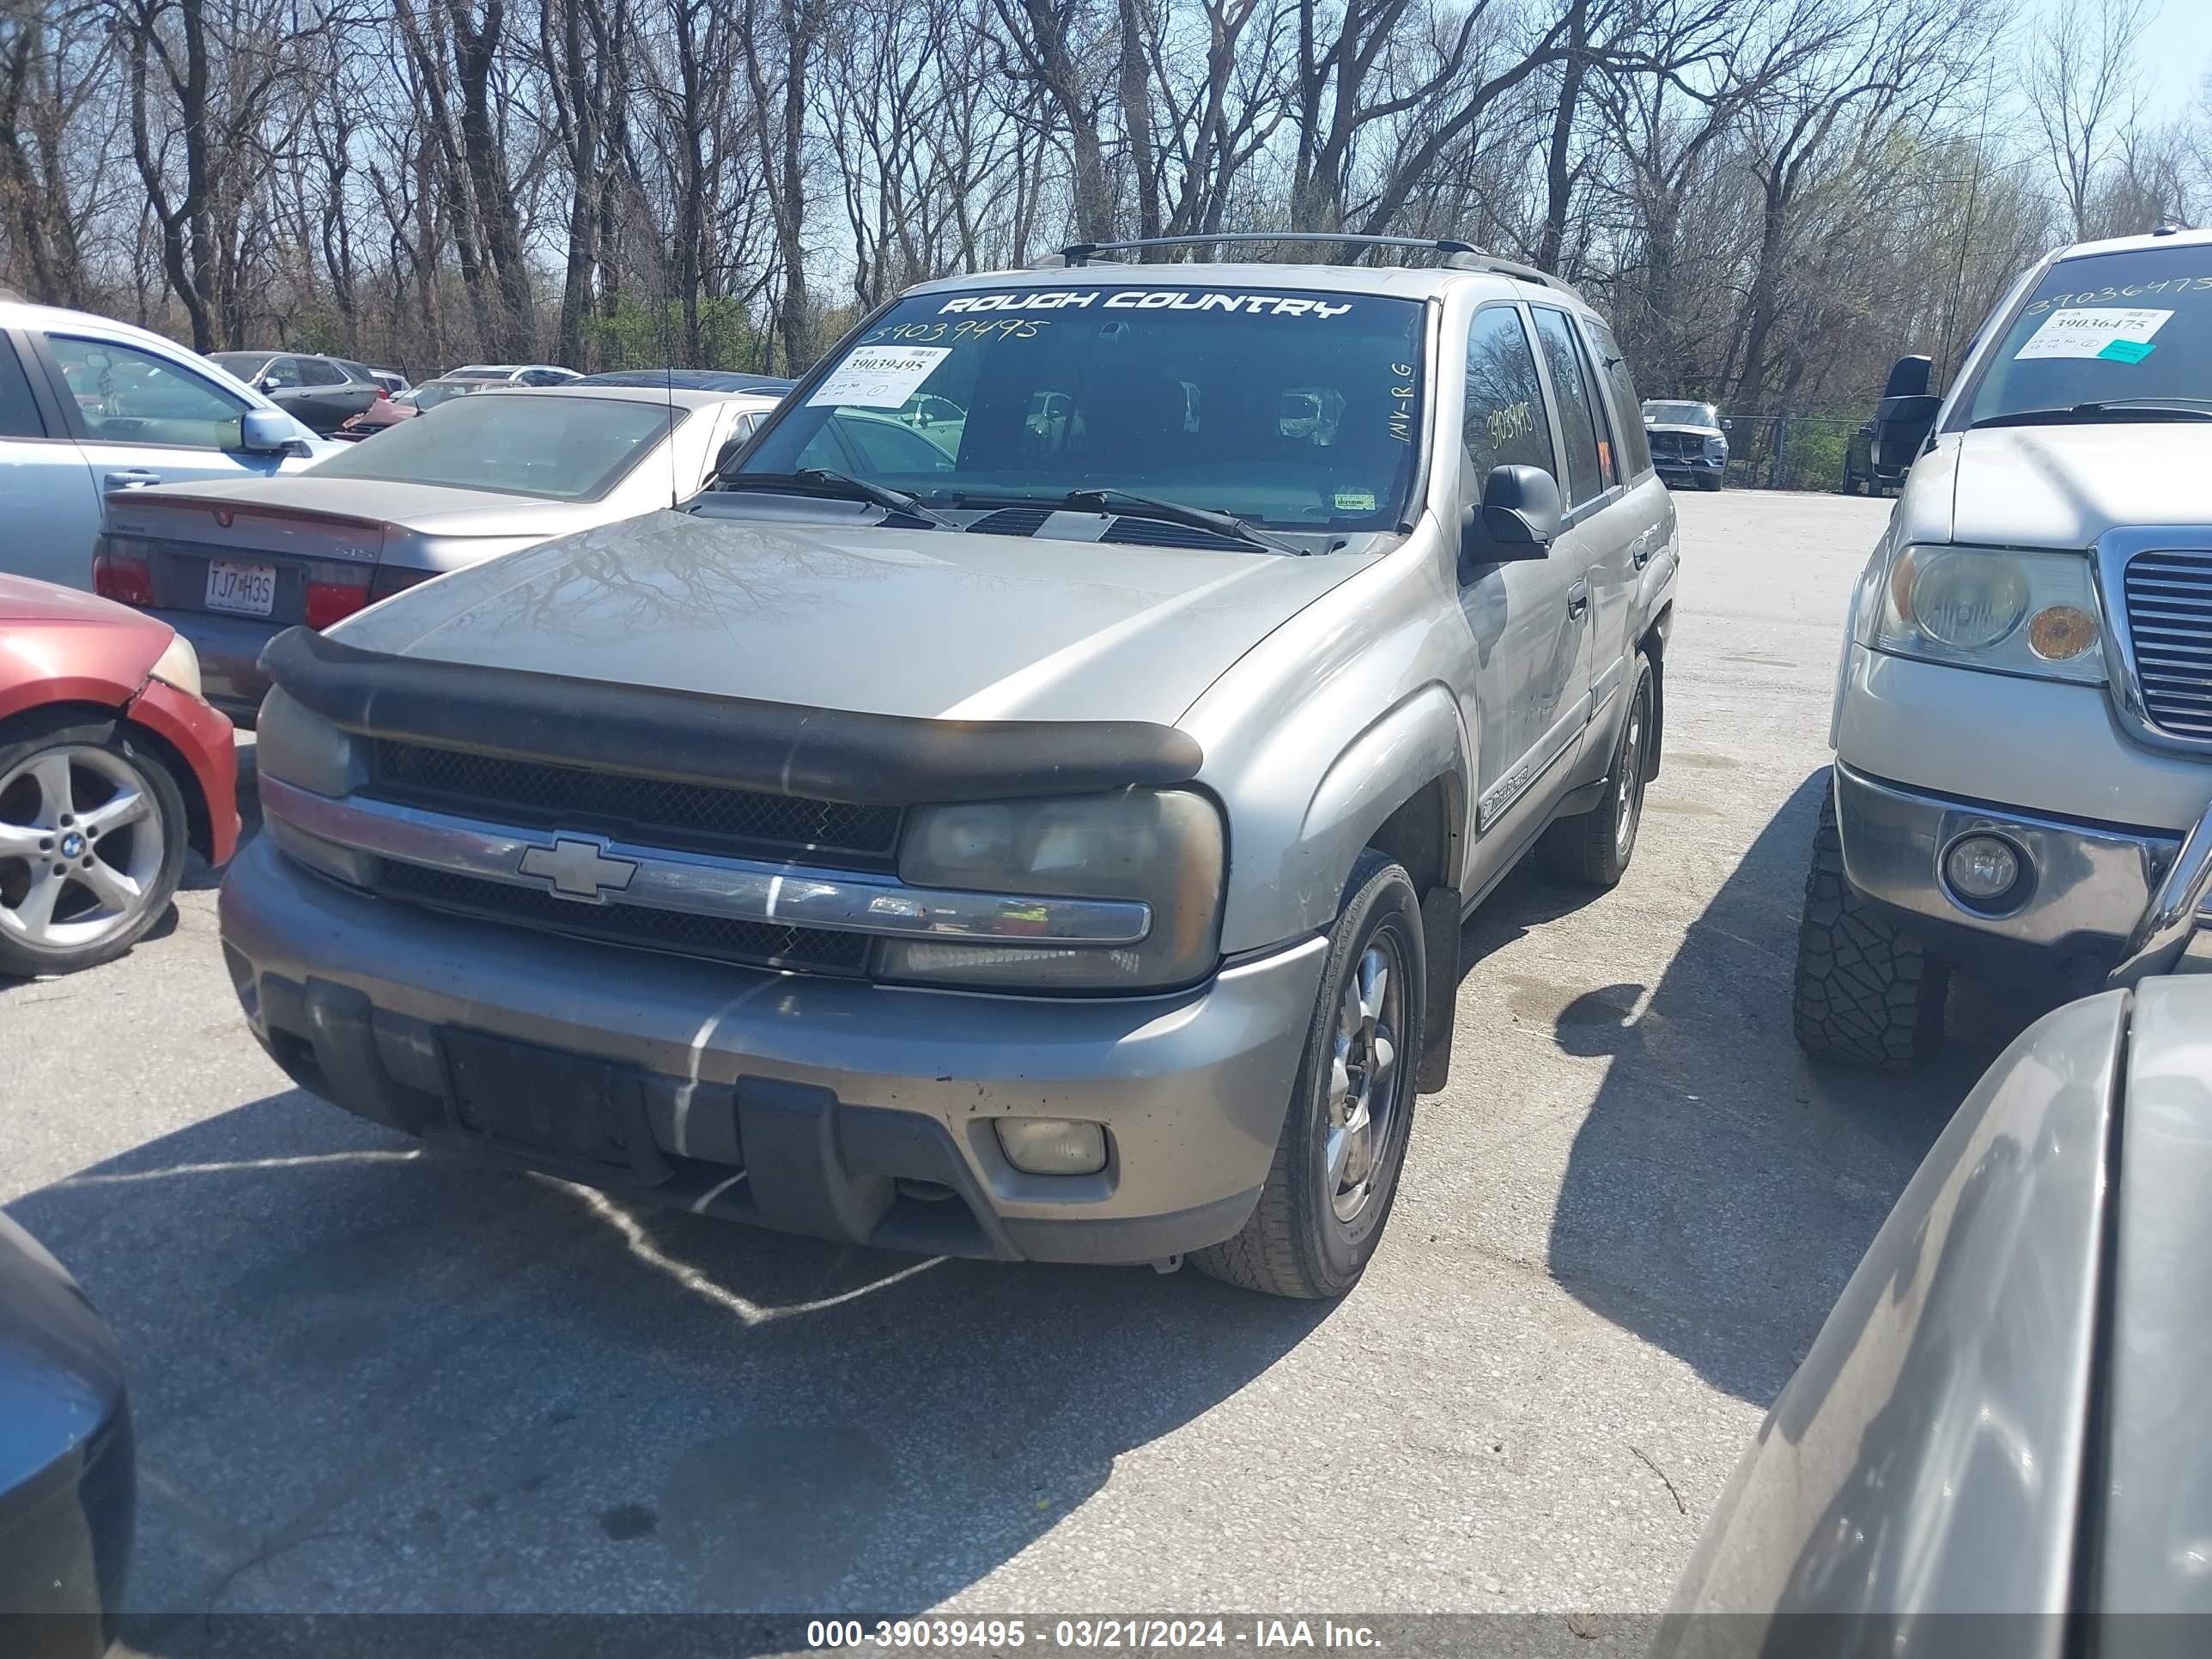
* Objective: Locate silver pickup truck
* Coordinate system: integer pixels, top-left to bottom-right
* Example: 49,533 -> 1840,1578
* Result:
1796,226 -> 2212,1070
217,234 -> 1680,1298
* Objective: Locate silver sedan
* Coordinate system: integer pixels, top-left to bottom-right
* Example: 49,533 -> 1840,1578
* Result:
91,385 -> 778,721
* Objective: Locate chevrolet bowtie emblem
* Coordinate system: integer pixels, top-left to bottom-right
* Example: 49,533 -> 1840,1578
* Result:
518,836 -> 638,902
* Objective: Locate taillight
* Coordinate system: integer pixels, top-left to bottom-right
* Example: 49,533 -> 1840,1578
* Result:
368,566 -> 436,601
373,386 -> 388,401
305,579 -> 373,629
93,550 -> 155,607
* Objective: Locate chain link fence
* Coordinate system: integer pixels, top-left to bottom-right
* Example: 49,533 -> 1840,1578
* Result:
1717,414 -> 1862,493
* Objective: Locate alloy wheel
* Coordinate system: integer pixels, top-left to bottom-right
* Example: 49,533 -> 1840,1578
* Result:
1324,933 -> 1407,1224
0,744 -> 166,954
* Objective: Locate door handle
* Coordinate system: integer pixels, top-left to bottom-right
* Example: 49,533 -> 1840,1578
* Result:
103,468 -> 161,491
1566,579 -> 1589,620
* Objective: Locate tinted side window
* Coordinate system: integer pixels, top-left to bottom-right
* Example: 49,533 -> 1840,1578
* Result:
1587,320 -> 1652,478
297,356 -> 345,387
1530,307 -> 1606,507
0,336 -> 46,439
1462,306 -> 1555,482
46,335 -> 248,449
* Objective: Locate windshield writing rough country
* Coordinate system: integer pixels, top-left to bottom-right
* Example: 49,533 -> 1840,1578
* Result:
1963,245 -> 2212,425
738,287 -> 1426,533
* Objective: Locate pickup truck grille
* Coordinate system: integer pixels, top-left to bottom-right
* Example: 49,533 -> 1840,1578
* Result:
369,740 -> 902,866
375,862 -> 873,976
2122,550 -> 2212,740
1648,431 -> 1702,459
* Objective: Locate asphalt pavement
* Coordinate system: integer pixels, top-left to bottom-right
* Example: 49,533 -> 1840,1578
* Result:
1,489 -> 2058,1634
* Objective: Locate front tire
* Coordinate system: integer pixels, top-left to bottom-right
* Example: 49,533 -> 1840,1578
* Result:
1538,652 -> 1655,888
1792,783 -> 1949,1070
0,714 -> 188,978
1193,851 -> 1425,1299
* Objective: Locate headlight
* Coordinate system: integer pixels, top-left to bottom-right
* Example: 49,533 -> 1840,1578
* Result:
1705,435 -> 1727,453
256,686 -> 365,797
1869,544 -> 2106,684
880,789 -> 1224,991
149,633 -> 203,699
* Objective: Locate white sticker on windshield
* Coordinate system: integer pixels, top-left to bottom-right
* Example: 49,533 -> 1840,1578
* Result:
809,345 -> 951,407
2014,307 -> 2172,362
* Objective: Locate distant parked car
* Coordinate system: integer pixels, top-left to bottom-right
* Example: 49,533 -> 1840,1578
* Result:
1663,969 -> 2212,1644
364,364 -> 410,398
574,368 -> 794,395
0,1212 -> 134,1650
1838,354 -> 1940,496
95,383 -> 781,720
205,350 -> 386,435
331,376 -> 483,441
0,573 -> 239,975
444,362 -> 581,386
0,301 -> 331,592
1640,398 -> 1729,490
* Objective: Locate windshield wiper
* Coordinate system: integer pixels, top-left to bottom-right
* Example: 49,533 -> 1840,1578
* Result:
1061,487 -> 1301,554
714,468 -> 956,528
1972,398 -> 2212,429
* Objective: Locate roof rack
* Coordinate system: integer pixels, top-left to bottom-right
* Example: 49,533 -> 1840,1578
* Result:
1043,232 -> 1557,287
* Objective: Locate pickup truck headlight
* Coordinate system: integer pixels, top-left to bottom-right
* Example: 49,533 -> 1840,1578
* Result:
1868,544 -> 2106,684
880,789 -> 1224,991
257,687 -> 365,797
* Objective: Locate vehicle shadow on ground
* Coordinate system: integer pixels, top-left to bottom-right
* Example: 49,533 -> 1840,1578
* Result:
1472,770 -> 2062,1407
8,1093 -> 1333,1630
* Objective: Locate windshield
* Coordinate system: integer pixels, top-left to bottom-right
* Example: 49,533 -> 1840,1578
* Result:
1643,400 -> 1717,427
307,393 -> 682,500
1961,243 -> 2212,426
412,380 -> 476,411
734,286 -> 1427,532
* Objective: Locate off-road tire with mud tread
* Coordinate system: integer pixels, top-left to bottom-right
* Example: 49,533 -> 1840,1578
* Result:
1792,782 -> 1949,1070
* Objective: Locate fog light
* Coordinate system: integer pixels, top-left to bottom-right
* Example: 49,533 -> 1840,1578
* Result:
995,1117 -> 1107,1176
1945,835 -> 2023,902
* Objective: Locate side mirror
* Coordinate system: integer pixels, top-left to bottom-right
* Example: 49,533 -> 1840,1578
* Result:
1881,355 -> 1933,400
713,435 -> 746,477
239,408 -> 295,454
1462,465 -> 1561,568
1721,418 -> 1733,431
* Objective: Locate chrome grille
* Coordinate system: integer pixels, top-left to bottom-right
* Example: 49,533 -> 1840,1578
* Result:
375,862 -> 872,976
369,740 -> 902,866
2123,550 -> 2212,740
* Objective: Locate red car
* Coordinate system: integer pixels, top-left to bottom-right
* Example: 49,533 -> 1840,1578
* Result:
0,574 -> 240,976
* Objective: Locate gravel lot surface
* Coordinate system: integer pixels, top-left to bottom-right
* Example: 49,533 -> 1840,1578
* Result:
2,489 -> 2056,1639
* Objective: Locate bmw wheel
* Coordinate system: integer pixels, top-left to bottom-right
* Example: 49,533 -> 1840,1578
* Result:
0,715 -> 187,978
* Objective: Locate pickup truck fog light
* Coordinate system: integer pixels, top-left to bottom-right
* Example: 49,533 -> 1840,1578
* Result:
1944,835 -> 2025,904
995,1117 -> 1108,1176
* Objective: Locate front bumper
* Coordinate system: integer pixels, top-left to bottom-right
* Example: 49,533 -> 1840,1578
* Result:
216,836 -> 1325,1265
151,607 -> 280,724
1655,454 -> 1725,483
1832,762 -> 2210,981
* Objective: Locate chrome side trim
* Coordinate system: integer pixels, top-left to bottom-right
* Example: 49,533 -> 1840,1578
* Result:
259,776 -> 1152,945
2107,792 -> 2212,989
2093,526 -> 2212,757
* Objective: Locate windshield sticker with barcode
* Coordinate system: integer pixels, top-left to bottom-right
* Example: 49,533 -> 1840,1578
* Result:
2014,307 -> 2172,362
938,291 -> 1353,319
808,346 -> 951,407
